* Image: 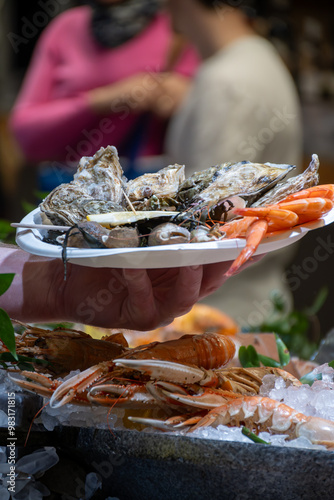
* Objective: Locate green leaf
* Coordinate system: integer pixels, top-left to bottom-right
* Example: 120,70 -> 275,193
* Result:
33,190 -> 50,201
0,308 -> 17,360
275,334 -> 290,366
0,353 -> 48,365
0,219 -> 15,241
328,360 -> 334,369
257,354 -> 282,368
17,362 -> 35,371
303,287 -> 328,316
242,427 -> 270,445
0,274 -> 15,296
239,345 -> 261,368
270,290 -> 287,313
21,200 -> 37,214
300,371 -> 322,386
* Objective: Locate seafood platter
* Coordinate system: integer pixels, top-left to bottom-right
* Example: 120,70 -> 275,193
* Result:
1,305 -> 334,499
15,145 -> 334,272
6,146 -> 334,497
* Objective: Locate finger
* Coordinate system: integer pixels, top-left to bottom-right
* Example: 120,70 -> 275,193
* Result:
121,268 -> 158,328
199,261 -> 231,297
162,265 -> 204,319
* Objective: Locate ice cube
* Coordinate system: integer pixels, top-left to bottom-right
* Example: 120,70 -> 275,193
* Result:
16,447 -> 59,475
85,472 -> 102,499
0,410 -> 8,427
0,485 -> 10,500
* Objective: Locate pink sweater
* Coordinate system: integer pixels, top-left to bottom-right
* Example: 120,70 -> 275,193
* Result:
10,7 -> 198,164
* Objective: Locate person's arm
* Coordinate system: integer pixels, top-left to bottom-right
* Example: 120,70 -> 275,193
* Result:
9,24 -> 99,163
0,245 -> 256,329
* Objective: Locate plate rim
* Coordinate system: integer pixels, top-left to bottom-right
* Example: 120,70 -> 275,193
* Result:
15,207 -> 334,268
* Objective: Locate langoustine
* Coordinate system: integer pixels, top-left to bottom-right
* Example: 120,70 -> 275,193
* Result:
131,395 -> 334,448
8,331 -> 236,408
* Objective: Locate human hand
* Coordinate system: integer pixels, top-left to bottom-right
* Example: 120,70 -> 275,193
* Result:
87,73 -> 161,115
57,257 -> 262,329
87,72 -> 191,118
149,72 -> 192,118
0,247 -> 262,328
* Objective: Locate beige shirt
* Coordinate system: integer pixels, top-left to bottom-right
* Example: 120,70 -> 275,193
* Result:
165,36 -> 303,326
166,35 -> 302,172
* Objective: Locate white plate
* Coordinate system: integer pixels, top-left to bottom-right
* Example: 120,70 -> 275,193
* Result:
15,208 -> 334,269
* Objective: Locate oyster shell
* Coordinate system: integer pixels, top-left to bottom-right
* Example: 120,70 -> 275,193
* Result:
74,145 -> 126,203
177,164 -> 230,204
178,161 -> 295,209
252,154 -> 320,207
40,146 -> 126,226
125,164 -> 185,210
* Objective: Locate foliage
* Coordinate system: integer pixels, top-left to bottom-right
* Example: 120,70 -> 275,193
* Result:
300,360 -> 334,386
242,288 -> 328,360
0,274 -> 63,371
242,427 -> 270,445
0,274 -> 17,360
239,334 -> 290,368
0,219 -> 16,244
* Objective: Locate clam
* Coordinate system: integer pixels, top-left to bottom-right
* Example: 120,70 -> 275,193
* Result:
148,223 -> 190,246
102,226 -> 140,248
190,226 -> 225,243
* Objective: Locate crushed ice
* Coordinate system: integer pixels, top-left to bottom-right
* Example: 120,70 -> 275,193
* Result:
1,364 -> 334,452
0,446 -> 58,500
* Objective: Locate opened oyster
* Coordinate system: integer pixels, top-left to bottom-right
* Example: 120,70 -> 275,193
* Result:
40,146 -> 126,226
178,161 -> 295,208
125,164 -> 185,210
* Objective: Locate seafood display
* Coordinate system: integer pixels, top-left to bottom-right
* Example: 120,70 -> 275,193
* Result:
34,146 -> 334,276
4,324 -> 334,448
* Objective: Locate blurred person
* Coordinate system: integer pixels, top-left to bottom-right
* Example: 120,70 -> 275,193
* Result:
0,243 -> 258,329
9,0 -> 198,189
163,0 -> 303,327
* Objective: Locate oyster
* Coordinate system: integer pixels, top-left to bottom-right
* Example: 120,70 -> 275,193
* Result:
177,164 -> 231,204
178,161 -> 295,210
74,145 -> 125,203
125,164 -> 185,210
252,154 -> 320,207
40,146 -> 126,226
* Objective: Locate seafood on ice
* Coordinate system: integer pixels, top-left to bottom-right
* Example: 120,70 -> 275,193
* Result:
4,324 -> 334,448
37,146 -> 334,277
